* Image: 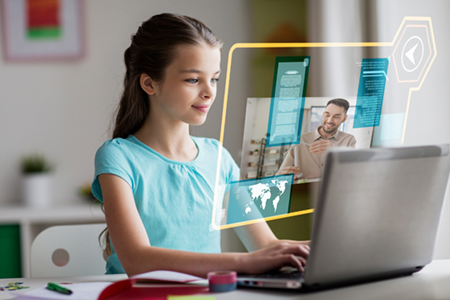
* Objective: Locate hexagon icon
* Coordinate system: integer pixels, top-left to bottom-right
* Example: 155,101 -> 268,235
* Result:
392,20 -> 436,85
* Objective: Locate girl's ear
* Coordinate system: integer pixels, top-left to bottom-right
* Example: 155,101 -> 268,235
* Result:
140,74 -> 156,95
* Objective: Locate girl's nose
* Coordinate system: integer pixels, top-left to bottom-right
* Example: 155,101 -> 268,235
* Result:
201,84 -> 214,100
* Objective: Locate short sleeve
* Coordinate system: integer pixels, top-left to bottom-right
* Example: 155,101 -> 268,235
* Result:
91,139 -> 135,202
220,145 -> 240,183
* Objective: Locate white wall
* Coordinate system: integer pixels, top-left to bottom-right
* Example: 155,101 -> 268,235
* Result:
374,0 -> 450,259
0,0 -> 252,206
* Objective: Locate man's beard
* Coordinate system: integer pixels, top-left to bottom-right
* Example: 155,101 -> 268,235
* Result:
322,123 -> 338,134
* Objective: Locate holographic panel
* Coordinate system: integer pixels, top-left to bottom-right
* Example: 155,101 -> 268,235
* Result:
225,174 -> 294,226
266,56 -> 310,147
371,113 -> 406,147
214,17 -> 438,229
354,58 -> 389,128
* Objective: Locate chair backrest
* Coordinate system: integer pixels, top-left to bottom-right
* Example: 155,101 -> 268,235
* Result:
30,223 -> 107,277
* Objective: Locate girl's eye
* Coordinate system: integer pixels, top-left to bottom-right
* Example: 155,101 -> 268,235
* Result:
186,79 -> 198,84
211,78 -> 219,84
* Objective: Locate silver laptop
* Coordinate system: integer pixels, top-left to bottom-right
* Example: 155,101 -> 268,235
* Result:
237,144 -> 450,291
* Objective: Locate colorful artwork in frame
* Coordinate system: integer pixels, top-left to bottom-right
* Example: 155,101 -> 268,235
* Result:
1,0 -> 84,61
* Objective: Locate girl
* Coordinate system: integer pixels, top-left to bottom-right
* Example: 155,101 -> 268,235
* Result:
92,13 -> 309,277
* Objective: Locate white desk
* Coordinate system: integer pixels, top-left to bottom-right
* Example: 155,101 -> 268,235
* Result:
1,260 -> 450,300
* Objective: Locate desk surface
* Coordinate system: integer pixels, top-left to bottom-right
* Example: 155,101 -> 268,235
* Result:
1,260 -> 449,300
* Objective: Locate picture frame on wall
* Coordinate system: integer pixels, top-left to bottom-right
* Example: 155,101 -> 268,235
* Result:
1,0 -> 84,61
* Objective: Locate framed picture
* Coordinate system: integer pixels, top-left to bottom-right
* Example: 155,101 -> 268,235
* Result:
1,0 -> 84,61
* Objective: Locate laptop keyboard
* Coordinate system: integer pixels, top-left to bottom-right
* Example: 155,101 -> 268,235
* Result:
241,269 -> 304,280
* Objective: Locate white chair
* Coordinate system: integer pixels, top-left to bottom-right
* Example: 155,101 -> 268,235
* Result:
30,223 -> 107,277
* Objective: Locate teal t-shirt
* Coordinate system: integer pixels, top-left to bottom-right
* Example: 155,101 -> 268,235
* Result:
92,135 -> 239,274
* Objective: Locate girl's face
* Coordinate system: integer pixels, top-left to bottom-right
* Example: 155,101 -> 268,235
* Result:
150,43 -> 221,126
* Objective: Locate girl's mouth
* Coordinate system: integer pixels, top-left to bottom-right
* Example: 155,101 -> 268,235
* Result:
192,105 -> 210,113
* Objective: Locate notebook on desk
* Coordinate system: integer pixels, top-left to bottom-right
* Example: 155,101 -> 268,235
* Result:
238,144 -> 450,291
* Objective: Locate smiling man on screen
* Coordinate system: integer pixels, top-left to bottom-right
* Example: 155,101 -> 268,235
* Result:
277,98 -> 356,179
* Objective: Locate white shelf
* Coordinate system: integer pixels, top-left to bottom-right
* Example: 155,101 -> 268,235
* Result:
248,152 -> 279,156
0,203 -> 104,223
0,203 -> 105,277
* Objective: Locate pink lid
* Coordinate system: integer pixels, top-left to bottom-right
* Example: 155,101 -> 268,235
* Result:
207,271 -> 237,285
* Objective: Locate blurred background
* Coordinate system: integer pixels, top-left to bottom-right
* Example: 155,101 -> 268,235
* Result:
1,0 -> 449,277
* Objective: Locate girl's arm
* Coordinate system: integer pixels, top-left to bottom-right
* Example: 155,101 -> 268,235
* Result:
99,174 -> 309,278
233,219 -> 310,253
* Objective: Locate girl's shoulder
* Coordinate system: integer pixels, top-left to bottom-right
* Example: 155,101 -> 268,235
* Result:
103,136 -> 136,146
98,137 -> 132,151
95,136 -> 140,161
192,136 -> 221,150
192,136 -> 231,158
192,136 -> 235,164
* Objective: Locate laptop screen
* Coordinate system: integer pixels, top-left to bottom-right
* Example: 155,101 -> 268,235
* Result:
304,145 -> 450,288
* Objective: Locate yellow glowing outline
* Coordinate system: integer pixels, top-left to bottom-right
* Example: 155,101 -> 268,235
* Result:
212,17 -> 436,230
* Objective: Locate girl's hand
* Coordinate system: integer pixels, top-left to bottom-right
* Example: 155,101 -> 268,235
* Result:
238,242 -> 310,274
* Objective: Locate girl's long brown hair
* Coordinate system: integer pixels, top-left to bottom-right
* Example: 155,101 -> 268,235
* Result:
100,13 -> 222,257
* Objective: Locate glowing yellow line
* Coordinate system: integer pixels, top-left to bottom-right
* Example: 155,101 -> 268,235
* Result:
221,46 -> 235,145
218,209 -> 314,230
211,42 -> 236,231
230,42 -> 392,49
402,89 -> 414,144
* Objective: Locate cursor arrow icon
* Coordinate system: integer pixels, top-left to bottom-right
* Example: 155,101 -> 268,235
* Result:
405,43 -> 418,65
